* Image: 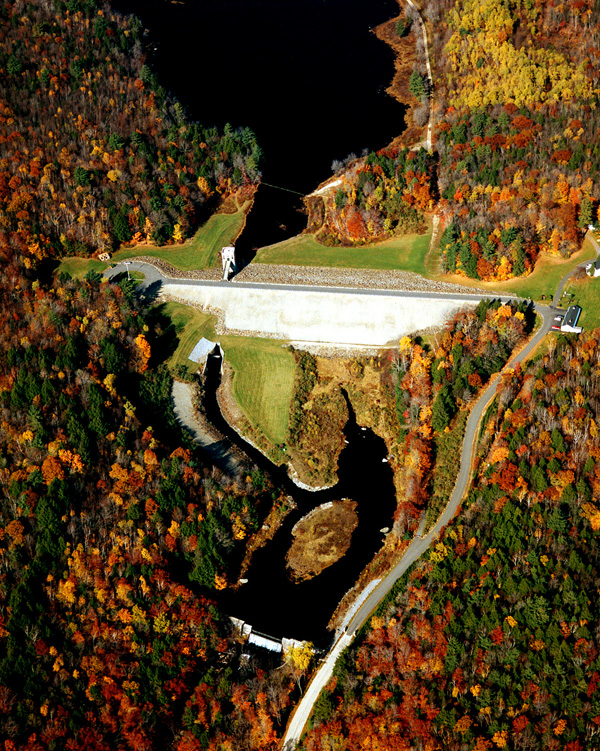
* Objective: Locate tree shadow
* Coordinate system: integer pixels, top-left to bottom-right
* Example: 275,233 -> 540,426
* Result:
138,279 -> 163,304
145,302 -> 180,364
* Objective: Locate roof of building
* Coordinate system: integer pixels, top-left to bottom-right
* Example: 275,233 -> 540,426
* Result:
188,337 -> 219,364
563,305 -> 582,329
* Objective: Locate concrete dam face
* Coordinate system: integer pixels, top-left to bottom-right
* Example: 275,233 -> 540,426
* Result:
163,282 -> 480,346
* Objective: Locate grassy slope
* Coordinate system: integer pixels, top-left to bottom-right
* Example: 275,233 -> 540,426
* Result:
224,336 -> 295,446
57,257 -> 109,278
162,302 -> 294,445
113,205 -> 248,271
253,223 -> 596,306
440,236 -> 597,300
253,222 -> 432,273
563,273 -> 600,329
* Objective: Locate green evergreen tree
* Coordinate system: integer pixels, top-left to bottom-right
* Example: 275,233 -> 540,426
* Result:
512,235 -> 526,276
578,196 -> 594,228
409,69 -> 426,99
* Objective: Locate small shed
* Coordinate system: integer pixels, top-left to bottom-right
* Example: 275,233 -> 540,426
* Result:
188,337 -> 223,373
586,259 -> 600,278
561,305 -> 583,334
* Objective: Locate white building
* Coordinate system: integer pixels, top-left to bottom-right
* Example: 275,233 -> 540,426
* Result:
221,246 -> 236,280
586,259 -> 600,278
560,305 -> 583,334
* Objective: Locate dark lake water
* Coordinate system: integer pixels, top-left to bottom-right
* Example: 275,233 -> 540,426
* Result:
112,0 -> 404,646
112,0 -> 405,260
201,355 -> 396,648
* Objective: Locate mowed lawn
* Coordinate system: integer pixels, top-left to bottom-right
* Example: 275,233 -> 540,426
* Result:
113,204 -> 248,271
562,274 -> 600,329
57,257 -> 109,279
223,335 -> 295,445
440,236 -> 598,301
253,223 -> 432,273
162,302 -> 294,445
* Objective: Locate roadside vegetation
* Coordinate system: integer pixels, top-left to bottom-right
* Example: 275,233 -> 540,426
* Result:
439,235 -> 597,301
112,196 -> 250,271
56,256 -> 109,279
302,333 -> 600,751
424,410 -> 467,531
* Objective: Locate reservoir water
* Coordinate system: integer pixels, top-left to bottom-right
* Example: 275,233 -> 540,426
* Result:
112,0 -> 405,261
111,0 -> 404,644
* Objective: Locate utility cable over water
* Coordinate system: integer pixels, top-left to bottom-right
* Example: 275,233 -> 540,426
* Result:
260,182 -> 305,196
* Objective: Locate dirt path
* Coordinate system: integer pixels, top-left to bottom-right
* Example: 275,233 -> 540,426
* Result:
171,380 -> 244,477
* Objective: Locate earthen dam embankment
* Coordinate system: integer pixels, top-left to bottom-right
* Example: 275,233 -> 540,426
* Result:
161,280 -> 498,346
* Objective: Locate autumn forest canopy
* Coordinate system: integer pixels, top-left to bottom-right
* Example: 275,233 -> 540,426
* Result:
1,0 -> 600,749
311,0 -> 600,281
0,0 -> 261,258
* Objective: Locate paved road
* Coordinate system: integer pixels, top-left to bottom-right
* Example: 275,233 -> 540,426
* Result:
281,308 -> 551,751
106,236 -> 599,751
105,260 -> 520,305
281,233 -> 600,749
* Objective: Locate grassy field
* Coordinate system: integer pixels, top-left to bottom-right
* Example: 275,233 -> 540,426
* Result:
223,335 -> 295,445
253,223 -> 432,273
57,257 -> 109,279
562,273 -> 600,330
113,202 -> 249,271
161,302 -> 217,376
441,236 -> 598,301
161,301 -> 294,445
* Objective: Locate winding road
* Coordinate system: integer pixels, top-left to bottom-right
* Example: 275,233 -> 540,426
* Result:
280,235 -> 599,750
105,234 -> 599,751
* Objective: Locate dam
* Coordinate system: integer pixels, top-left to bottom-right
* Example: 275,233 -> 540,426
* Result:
160,280 -> 492,346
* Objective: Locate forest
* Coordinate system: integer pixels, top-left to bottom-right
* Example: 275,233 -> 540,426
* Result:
2,0 -> 600,748
428,0 -> 600,280
310,0 -> 600,281
0,0 -> 261,256
306,146 -> 435,245
0,2 -> 299,749
300,333 -> 600,751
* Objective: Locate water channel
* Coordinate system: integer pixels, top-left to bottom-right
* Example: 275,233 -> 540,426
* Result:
202,354 -> 396,648
111,0 -> 405,262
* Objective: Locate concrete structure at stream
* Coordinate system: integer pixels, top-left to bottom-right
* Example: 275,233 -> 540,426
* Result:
162,281 -> 484,346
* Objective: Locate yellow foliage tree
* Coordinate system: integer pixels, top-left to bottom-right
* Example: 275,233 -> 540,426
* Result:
285,642 -> 314,672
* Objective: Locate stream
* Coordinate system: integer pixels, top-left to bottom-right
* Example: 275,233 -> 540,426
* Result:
110,0 -> 406,646
202,354 -> 396,648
